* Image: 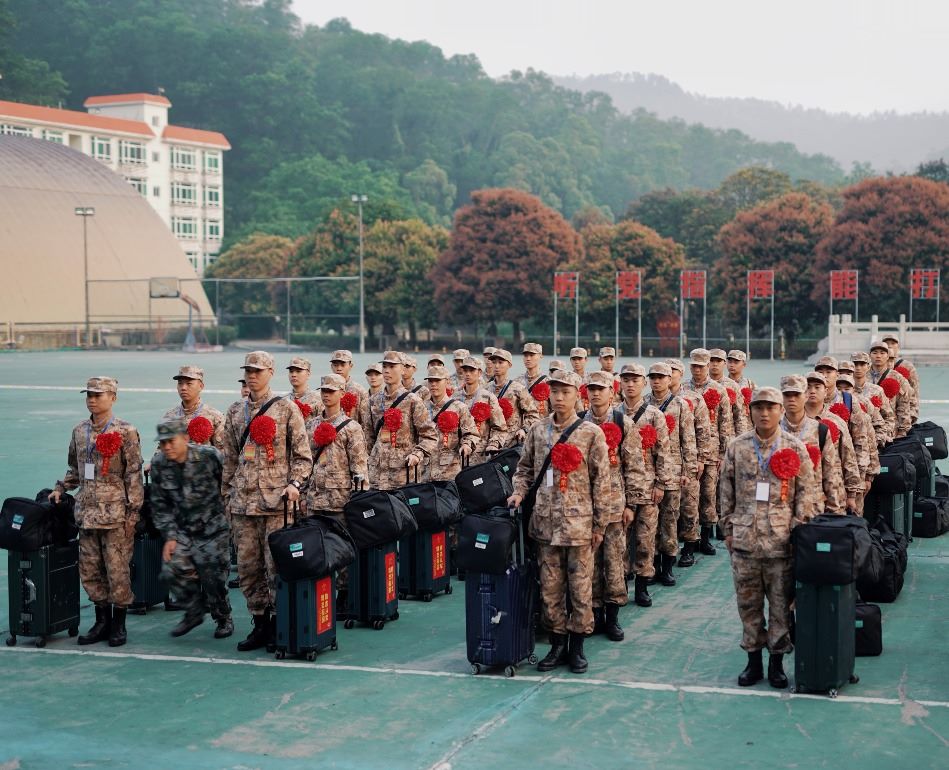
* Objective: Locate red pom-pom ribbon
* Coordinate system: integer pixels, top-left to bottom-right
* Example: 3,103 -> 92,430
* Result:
613,380 -> 620,394
249,415 -> 277,462
187,416 -> 213,445
880,378 -> 899,399
437,409 -> 460,447
383,408 -> 402,447
446,387 -> 454,397
531,382 -> 550,416
726,387 -> 737,405
741,387 -> 753,406
703,389 -> 721,412
895,365 -> 911,380
499,397 -> 514,421
601,421 -> 622,466
313,421 -> 337,447
470,401 -> 491,432
639,424 -> 657,449
551,442 -> 583,491
871,395 -> 883,409
665,414 -> 676,433
294,399 -> 312,420
769,447 -> 801,502
340,392 -> 358,416
820,418 -> 841,444
806,443 -> 821,470
95,432 -> 123,474
829,403 -> 851,424
579,384 -> 589,404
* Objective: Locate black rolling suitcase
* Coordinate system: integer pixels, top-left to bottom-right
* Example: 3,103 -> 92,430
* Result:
793,581 -> 859,697
129,533 -> 169,613
341,541 -> 399,630
855,602 -> 883,657
6,540 -> 80,648
275,572 -> 338,661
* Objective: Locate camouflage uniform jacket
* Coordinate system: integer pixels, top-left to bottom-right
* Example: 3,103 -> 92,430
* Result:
854,379 -> 895,444
676,387 -> 714,466
893,357 -> 920,422
58,416 -> 144,529
817,409 -> 862,495
459,386 -> 508,460
343,377 -> 368,423
617,398 -> 675,494
512,415 -> 612,545
827,391 -> 873,481
719,429 -> 815,559
285,388 -> 321,417
582,407 -> 649,521
870,367 -> 912,438
688,378 -> 734,460
305,410 -> 368,513
645,392 -> 698,482
367,386 -> 438,489
403,379 -> 431,404
149,444 -> 229,541
222,389 -> 313,516
781,415 -> 845,515
160,401 -> 226,451
714,375 -> 750,435
517,372 -> 550,418
490,377 -> 539,446
357,387 -> 384,451
425,396 -> 479,481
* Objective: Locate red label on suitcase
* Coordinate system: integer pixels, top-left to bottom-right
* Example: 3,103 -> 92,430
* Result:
431,531 -> 446,579
316,576 -> 333,634
385,551 -> 397,603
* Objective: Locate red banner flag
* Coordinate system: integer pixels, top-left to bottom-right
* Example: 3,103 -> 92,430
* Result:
616,270 -> 641,300
680,270 -> 706,300
554,271 -> 579,300
911,268 -> 939,299
830,270 -> 858,300
748,270 -> 774,299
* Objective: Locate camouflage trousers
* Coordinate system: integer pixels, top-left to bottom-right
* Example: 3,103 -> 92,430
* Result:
730,551 -> 794,654
632,503 -> 659,577
680,477 -> 701,542
854,489 -> 865,516
592,521 -> 628,608
161,530 -> 232,623
658,488 -> 680,557
537,542 -> 594,635
79,527 -> 134,607
699,463 -> 720,526
232,513 -> 284,616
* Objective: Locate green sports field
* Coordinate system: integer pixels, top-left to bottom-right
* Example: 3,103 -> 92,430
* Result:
0,350 -> 947,769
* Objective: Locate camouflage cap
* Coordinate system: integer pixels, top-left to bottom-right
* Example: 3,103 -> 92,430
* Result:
869,339 -> 890,352
173,365 -> 204,382
837,372 -> 855,387
881,333 -> 900,344
400,353 -> 418,368
648,362 -> 673,377
620,363 -> 647,378
779,375 -> 807,394
522,342 -> 543,355
689,348 -> 711,365
81,376 -> 117,394
425,364 -> 451,381
549,369 -> 582,389
242,351 -> 274,370
319,374 -> 346,391
549,359 -> 567,373
750,386 -> 783,406
598,346 -> 616,358
665,358 -> 685,373
806,371 -> 827,385
726,349 -> 747,362
708,348 -> 727,361
382,350 -> 404,365
427,353 -> 446,366
238,378 -> 247,385
837,360 -> 855,373
490,348 -> 513,364
851,351 -> 871,364
365,362 -> 383,375
586,370 -> 614,389
452,348 -> 470,361
286,356 -> 311,372
483,346 -> 497,358
569,347 -> 588,359
461,355 -> 484,371
816,355 -> 838,371
155,416 -> 188,441
329,350 -> 353,363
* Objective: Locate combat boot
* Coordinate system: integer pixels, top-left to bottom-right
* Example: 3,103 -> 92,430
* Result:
678,541 -> 696,568
537,633 -> 569,672
227,576 -> 240,589
108,606 -> 128,647
634,575 -> 652,607
604,603 -> 624,642
237,614 -> 269,652
647,553 -> 661,585
768,653 -> 788,689
715,524 -> 725,541
591,606 -> 605,635
568,632 -> 588,674
78,604 -> 111,645
738,650 -> 764,686
170,613 -> 204,638
659,554 -> 676,586
699,526 -> 717,555
214,616 -> 234,639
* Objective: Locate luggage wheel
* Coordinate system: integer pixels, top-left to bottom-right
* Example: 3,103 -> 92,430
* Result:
343,619 -> 355,630
68,626 -> 79,637
5,635 -> 15,647
528,654 -> 538,665
470,663 -> 482,675
828,689 -> 838,699
305,651 -> 317,662
398,592 -> 407,600
330,640 -> 338,651
372,620 -> 385,630
849,675 -> 860,684
422,593 -> 433,603
444,584 -> 453,595
503,665 -> 516,678
34,637 -> 46,648
391,611 -> 399,621
274,650 -> 286,660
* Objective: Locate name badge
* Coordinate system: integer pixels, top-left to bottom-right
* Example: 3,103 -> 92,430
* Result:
755,482 -> 770,502
84,462 -> 95,480
546,469 -> 554,488
243,443 -> 256,461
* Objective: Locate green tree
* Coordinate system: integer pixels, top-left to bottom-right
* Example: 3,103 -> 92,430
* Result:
0,0 -> 66,104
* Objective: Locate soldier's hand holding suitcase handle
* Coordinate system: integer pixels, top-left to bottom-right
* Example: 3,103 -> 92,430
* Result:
162,540 -> 177,563
48,489 -> 61,504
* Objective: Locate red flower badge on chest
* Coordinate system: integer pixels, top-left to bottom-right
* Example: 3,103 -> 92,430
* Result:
894,365 -> 910,380
470,401 -> 491,433
551,443 -> 583,492
703,389 -> 721,412
639,423 -> 657,464
829,403 -> 851,423
531,382 -> 550,416
880,378 -> 899,399
769,447 -> 801,502
820,418 -> 841,444
498,397 -> 514,421
601,422 -> 622,466
870,395 -> 883,409
383,408 -> 403,447
249,415 -> 278,462
437,409 -> 460,447
293,399 -> 312,420
95,432 -> 123,474
741,387 -> 753,406
340,392 -> 358,417
313,422 -> 337,447
664,414 -> 676,433
806,443 -> 821,470
187,416 -> 214,445
726,387 -> 737,405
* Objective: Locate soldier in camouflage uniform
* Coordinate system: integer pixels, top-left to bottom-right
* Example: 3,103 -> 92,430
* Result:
839,359 -> 889,448
458,355 -> 508,463
330,350 -> 368,422
450,349 -> 469,391
668,359 -> 713,567
367,351 -> 438,490
159,365 -> 226,451
423,365 -> 478,481
720,387 -> 814,689
489,348 -> 539,447
149,418 -> 234,639
286,356 -> 321,416
851,352 -> 896,444
598,346 -> 622,405
836,370 -> 881,506
688,349 -> 734,554
618,363 -> 673,607
519,342 -> 549,418
584,370 -> 647,641
869,340 -> 913,438
358,362 -> 385,452
780,375 -> 844,514
400,353 -> 431,403
882,333 -> 919,424
710,348 -> 750,439
222,351 -> 313,652
51,376 -> 143,647
726,350 -> 757,403
645,362 -> 697,585
509,369 -> 612,674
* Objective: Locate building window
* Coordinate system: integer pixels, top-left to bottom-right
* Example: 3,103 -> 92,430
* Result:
172,217 -> 198,239
91,136 -> 112,161
205,220 -> 222,241
204,151 -> 221,173
153,186 -> 161,197
119,140 -> 146,165
171,146 -> 196,170
172,182 -> 198,206
185,251 -> 200,271
126,177 -> 147,196
0,124 -> 33,137
152,151 -> 160,162
42,129 -> 64,144
151,116 -> 160,127
204,186 -> 221,207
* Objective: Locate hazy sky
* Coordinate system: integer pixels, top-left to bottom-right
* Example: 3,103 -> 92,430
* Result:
293,0 -> 948,115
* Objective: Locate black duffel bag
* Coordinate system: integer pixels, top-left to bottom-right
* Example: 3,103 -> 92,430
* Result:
489,445 -> 523,481
886,435 -> 933,483
0,497 -> 53,551
343,488 -> 417,549
455,506 -> 520,575
912,495 -> 949,538
792,513 -> 871,585
394,480 -> 462,532
269,508 -> 357,582
855,602 -> 883,657
455,460 -> 514,514
910,420 -> 948,460
871,452 -> 917,494
935,473 -> 949,499
857,516 -> 907,603
34,489 -> 78,544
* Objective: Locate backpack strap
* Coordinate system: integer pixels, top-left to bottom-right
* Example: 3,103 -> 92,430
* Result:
818,421 -> 829,451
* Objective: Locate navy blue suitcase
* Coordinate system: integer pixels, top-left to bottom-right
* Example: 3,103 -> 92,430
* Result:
275,572 -> 338,661
398,529 -> 452,601
341,541 -> 399,630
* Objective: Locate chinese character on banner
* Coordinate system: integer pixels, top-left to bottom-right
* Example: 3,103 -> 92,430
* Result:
748,270 -> 774,299
554,272 -> 578,300
616,270 -> 641,300
680,270 -> 706,300
830,270 -> 858,300
911,268 -> 939,299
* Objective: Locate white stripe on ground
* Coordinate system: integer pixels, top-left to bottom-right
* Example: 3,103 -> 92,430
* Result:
0,384 -> 234,394
2,645 -> 947,710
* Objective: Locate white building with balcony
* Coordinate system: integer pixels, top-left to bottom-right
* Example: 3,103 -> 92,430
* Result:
0,93 -> 230,275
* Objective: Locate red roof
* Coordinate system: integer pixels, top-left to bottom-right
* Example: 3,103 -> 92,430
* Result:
162,125 -> 231,150
0,100 -> 153,137
84,93 -> 172,107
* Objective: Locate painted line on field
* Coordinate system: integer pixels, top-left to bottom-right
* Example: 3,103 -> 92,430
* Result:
2,645 -> 947,710
0,384 -> 234,395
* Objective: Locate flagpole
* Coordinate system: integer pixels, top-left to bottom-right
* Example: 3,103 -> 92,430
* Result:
829,270 -> 834,321
909,269 -> 913,324
702,271 -> 707,349
575,272 -> 580,350
855,269 -> 859,322
770,273 -> 775,361
937,269 -> 941,325
553,279 -> 558,357
614,271 -> 619,355
638,270 -> 643,358
679,271 -> 685,359
746,270 -> 751,357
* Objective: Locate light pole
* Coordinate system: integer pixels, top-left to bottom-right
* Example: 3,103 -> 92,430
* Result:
351,194 -> 368,354
74,206 -> 95,346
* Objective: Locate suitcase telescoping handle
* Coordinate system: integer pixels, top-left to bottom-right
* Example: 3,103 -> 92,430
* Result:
512,505 -> 525,566
352,474 -> 366,492
281,495 -> 300,528
404,465 -> 419,484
